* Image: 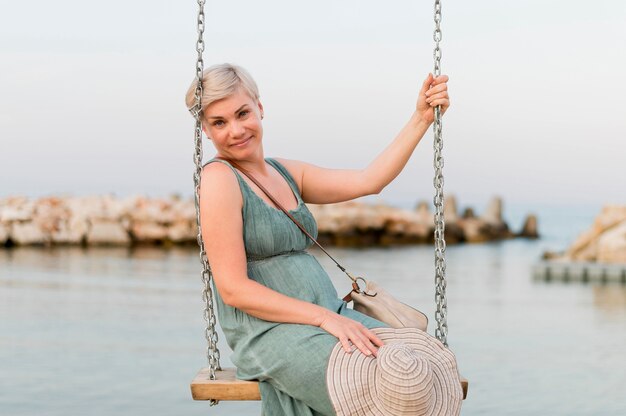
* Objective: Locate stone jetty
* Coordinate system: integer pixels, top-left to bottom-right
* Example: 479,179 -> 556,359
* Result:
0,195 -> 537,248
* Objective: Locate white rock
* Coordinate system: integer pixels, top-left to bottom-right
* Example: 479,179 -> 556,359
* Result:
87,219 -> 130,245
443,195 -> 458,223
415,202 -> 434,225
101,195 -> 128,220
1,196 -> 34,222
33,197 -> 70,234
10,221 -> 47,245
130,197 -> 176,223
51,217 -> 89,244
131,221 -> 169,241
481,197 -> 504,226
171,199 -> 197,221
168,220 -> 197,242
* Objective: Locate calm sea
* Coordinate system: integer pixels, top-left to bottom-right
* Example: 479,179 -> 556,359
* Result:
1,204 -> 625,415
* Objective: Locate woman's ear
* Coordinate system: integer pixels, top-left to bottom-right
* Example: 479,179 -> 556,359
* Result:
201,123 -> 211,139
257,101 -> 264,119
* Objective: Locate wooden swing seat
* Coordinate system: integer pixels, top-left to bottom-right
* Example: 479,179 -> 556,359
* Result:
191,368 -> 468,401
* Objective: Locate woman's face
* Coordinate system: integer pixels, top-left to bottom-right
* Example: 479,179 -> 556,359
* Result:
203,88 -> 264,160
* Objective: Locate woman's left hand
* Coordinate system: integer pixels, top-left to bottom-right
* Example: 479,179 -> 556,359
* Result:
416,73 -> 450,125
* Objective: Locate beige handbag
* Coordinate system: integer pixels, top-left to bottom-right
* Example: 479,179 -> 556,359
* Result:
221,158 -> 429,332
347,280 -> 428,330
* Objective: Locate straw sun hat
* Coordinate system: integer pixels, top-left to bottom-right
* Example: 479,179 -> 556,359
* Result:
326,327 -> 462,416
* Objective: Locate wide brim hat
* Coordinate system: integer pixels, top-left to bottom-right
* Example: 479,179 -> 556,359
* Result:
326,327 -> 462,416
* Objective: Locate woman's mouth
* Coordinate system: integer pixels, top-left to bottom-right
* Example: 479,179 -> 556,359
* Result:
232,137 -> 252,147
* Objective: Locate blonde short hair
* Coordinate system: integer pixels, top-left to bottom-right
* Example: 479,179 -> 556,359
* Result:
185,63 -> 260,117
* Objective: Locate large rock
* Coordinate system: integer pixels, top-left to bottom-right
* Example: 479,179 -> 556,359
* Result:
131,221 -> 169,242
415,201 -> 434,225
168,220 -> 197,243
385,210 -> 430,239
479,196 -> 513,239
10,222 -> 47,245
130,196 -> 176,223
1,197 -> 34,222
596,221 -> 626,263
51,217 -> 89,244
86,219 -> 131,245
519,214 -> 539,239
0,223 -> 9,245
33,197 -> 71,235
458,218 -> 489,243
443,195 -> 459,223
67,195 -> 125,221
481,197 -> 504,225
567,205 -> 626,261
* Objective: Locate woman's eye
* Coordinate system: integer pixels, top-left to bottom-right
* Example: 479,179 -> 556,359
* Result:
239,110 -> 249,118
213,120 -> 225,127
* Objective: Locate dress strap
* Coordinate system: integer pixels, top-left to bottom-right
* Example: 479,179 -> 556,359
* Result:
265,158 -> 303,202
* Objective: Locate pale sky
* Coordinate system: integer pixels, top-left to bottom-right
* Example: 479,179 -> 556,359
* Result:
1,0 -> 625,209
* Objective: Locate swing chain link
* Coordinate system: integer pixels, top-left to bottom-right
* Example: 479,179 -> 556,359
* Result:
192,0 -> 222,406
432,0 -> 449,347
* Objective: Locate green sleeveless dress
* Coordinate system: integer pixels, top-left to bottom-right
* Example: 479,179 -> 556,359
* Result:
205,158 -> 389,416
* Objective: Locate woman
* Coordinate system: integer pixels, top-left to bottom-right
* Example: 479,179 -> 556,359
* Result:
185,64 -> 461,416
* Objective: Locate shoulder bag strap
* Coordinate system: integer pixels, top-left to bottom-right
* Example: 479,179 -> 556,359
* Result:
216,157 -> 366,300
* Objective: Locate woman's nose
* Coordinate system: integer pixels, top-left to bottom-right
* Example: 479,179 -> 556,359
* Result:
229,120 -> 246,138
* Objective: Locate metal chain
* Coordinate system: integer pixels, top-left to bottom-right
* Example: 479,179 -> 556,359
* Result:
432,0 -> 449,347
192,0 -> 221,406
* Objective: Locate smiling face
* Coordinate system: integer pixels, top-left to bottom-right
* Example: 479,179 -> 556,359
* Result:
202,88 -> 264,161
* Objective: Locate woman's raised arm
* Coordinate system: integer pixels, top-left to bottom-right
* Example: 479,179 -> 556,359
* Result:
278,73 -> 449,204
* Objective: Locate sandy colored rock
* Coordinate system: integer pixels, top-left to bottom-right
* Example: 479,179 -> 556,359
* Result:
415,202 -> 434,225
171,199 -> 197,221
478,197 -> 513,239
1,197 -> 34,222
462,207 -> 476,219
87,219 -> 131,245
385,210 -> 430,238
130,197 -> 176,223
596,221 -> 626,263
519,214 -> 539,239
481,197 -> 504,226
168,220 -> 197,243
33,197 -> 71,235
67,195 -> 126,221
10,222 -> 47,245
131,221 -> 169,242
458,218 -> 489,243
443,195 -> 458,223
0,223 -> 9,244
567,205 -> 626,261
51,217 -> 89,244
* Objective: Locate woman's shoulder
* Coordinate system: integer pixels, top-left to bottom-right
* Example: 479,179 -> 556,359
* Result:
202,158 -> 239,179
200,159 -> 242,198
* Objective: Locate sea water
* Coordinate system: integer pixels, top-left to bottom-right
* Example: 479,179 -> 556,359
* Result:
1,204 -> 625,415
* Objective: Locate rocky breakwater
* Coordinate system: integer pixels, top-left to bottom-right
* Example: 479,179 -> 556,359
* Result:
309,196 -> 537,246
545,205 -> 626,264
0,195 -> 197,247
0,195 -> 537,248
